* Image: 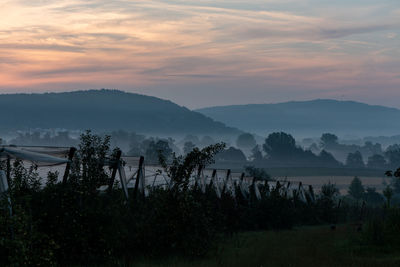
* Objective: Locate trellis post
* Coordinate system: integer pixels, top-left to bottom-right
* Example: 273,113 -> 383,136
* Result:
108,149 -> 122,194
222,169 -> 231,194
133,156 -> 144,199
63,147 -> 76,184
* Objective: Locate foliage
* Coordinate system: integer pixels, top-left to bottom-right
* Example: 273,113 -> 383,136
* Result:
159,143 -> 225,192
383,186 -> 394,207
345,151 -> 365,168
244,166 -> 271,181
236,133 -> 256,149
320,133 -> 338,148
348,176 -> 365,200
263,132 -> 297,159
146,139 -> 173,163
0,132 -> 386,266
367,154 -> 386,169
215,147 -> 247,163
249,145 -> 263,162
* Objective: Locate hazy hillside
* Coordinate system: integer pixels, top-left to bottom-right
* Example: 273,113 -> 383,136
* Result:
196,99 -> 400,137
0,89 -> 239,136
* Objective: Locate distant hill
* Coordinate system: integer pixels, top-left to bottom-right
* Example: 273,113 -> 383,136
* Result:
196,99 -> 400,137
0,90 -> 239,136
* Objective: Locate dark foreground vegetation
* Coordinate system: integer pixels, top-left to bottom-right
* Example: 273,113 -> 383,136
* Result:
132,226 -> 400,267
1,132 -> 400,266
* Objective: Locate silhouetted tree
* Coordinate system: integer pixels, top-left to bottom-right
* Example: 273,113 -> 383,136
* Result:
318,150 -> 341,167
367,154 -> 386,169
145,140 -> 173,163
250,145 -> 263,162
383,186 -> 393,207
263,132 -> 297,159
321,182 -> 339,199
215,147 -> 247,162
245,166 -> 271,181
236,133 -> 256,150
364,141 -> 382,155
385,144 -> 400,168
320,133 -> 338,148
364,187 -> 384,205
348,176 -> 365,200
345,151 -> 365,168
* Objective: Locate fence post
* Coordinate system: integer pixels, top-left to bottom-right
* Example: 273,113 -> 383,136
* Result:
108,149 -> 122,194
63,147 -> 76,184
195,164 -> 203,189
6,156 -> 10,183
133,156 -> 144,199
222,169 -> 231,194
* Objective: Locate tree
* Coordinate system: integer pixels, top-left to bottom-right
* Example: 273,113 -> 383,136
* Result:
348,176 -> 365,200
250,145 -> 263,162
236,133 -> 256,150
364,187 -> 384,205
159,143 -> 226,192
363,141 -> 382,155
320,133 -> 338,148
345,151 -> 365,168
145,140 -> 173,163
183,141 -> 196,154
215,147 -> 247,162
70,130 -> 112,192
367,154 -> 386,169
321,182 -> 339,199
383,186 -> 393,207
390,177 -> 400,194
263,132 -> 297,159
245,166 -> 271,181
385,144 -> 400,168
318,150 -> 341,167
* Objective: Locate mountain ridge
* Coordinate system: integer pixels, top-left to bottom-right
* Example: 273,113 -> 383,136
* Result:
0,89 -> 240,137
195,99 -> 400,137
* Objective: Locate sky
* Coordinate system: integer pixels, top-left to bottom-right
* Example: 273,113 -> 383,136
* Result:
0,0 -> 399,109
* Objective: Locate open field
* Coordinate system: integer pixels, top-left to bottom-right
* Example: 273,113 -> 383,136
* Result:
131,226 -> 400,267
284,176 -> 386,194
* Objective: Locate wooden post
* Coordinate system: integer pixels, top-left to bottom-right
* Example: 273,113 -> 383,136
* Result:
211,169 -> 217,180
6,156 -> 11,186
133,156 -> 144,199
118,165 -> 129,200
209,169 -> 217,189
108,149 -> 122,194
195,164 -> 203,189
62,147 -> 76,184
222,169 -> 231,194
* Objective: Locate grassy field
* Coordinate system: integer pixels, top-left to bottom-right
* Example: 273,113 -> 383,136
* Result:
130,225 -> 400,267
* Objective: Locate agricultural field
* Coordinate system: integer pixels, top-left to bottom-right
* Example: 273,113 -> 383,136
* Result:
284,176 -> 386,194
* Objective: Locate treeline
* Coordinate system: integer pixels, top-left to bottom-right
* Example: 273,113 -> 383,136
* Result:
0,131 -> 384,266
4,130 -> 400,170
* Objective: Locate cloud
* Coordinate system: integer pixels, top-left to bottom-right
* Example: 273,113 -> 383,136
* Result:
0,0 -> 399,108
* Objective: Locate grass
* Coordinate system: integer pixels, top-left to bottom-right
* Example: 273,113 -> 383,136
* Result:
128,225 -> 400,267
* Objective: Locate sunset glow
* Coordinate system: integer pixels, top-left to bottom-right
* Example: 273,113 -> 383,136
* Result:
0,0 -> 399,108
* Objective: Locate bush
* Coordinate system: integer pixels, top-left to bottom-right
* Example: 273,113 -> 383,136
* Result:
0,131 -> 366,265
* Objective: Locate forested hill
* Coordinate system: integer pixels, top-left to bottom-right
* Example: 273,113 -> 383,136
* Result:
0,89 -> 239,136
196,99 -> 400,137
